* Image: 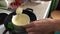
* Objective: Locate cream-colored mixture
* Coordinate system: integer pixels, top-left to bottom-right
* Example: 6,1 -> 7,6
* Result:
12,14 -> 30,26
16,7 -> 23,14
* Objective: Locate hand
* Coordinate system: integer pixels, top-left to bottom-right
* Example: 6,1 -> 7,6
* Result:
41,0 -> 50,1
23,18 -> 56,34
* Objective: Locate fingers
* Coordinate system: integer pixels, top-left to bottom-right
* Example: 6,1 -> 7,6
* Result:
23,24 -> 32,28
28,31 -> 55,34
23,20 -> 39,28
28,32 -> 35,34
40,0 -> 50,1
26,27 -> 39,32
28,32 -> 37,34
23,22 -> 35,28
28,32 -> 43,34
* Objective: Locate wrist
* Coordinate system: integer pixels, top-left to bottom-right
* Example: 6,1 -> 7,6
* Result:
53,19 -> 60,31
49,19 -> 56,31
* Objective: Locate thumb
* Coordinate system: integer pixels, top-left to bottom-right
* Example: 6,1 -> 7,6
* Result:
41,0 -> 50,1
23,23 -> 33,28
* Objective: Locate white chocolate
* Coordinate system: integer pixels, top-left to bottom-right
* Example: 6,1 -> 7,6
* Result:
12,14 -> 30,26
16,7 -> 23,14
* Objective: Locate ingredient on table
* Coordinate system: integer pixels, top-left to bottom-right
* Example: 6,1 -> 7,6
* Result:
0,0 -> 8,9
10,0 -> 25,9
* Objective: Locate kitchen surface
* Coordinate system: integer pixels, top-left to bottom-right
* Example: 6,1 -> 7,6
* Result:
0,0 -> 51,34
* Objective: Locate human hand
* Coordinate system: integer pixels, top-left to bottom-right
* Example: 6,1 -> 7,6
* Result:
23,18 -> 55,34
41,0 -> 50,1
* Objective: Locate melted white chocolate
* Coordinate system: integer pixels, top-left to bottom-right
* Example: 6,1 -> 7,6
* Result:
12,14 -> 30,26
16,7 -> 23,14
